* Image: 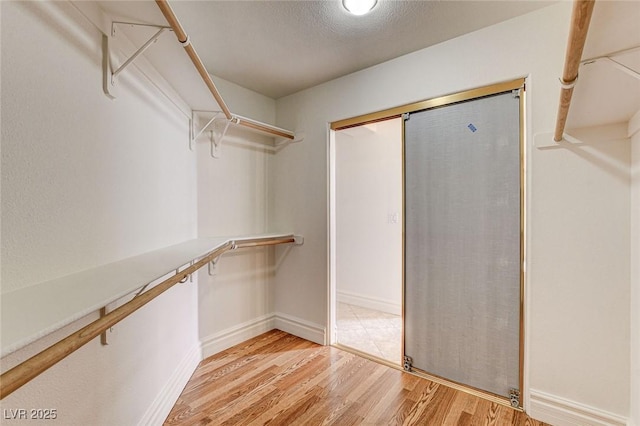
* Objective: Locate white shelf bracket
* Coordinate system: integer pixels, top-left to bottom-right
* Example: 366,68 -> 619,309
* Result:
104,22 -> 171,99
134,284 -> 149,298
177,268 -> 189,283
99,306 -> 112,346
581,44 -> 640,81
274,132 -> 305,152
191,110 -> 221,150
210,119 -> 233,159
208,257 -> 221,276
190,110 -> 236,158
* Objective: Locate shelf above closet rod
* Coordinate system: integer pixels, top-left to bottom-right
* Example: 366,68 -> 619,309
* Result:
0,233 -> 303,399
155,0 -> 295,141
581,45 -> 640,81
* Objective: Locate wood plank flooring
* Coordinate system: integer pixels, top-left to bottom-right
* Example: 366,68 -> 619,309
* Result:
165,330 -> 548,425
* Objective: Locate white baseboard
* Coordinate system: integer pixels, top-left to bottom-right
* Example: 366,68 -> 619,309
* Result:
529,389 -> 628,426
138,343 -> 201,426
200,312 -> 326,360
200,314 -> 276,359
138,312 -> 325,425
274,312 -> 326,345
337,290 -> 401,316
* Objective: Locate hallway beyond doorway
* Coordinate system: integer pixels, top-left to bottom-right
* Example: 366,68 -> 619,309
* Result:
336,302 -> 401,364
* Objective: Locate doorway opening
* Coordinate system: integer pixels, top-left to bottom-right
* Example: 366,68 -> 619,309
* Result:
328,78 -> 526,407
332,119 -> 403,365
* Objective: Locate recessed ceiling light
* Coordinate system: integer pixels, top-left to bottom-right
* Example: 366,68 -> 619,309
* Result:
342,0 -> 377,16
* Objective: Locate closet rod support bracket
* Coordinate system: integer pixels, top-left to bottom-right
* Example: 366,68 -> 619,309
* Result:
210,120 -> 232,159
176,267 -> 189,283
208,257 -> 221,276
275,132 -> 305,149
99,307 -> 113,346
104,23 -> 171,99
133,284 -> 149,298
191,110 -> 222,149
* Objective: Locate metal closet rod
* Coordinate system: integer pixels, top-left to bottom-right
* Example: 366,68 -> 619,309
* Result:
0,235 -> 297,399
554,0 -> 596,142
155,0 -> 295,141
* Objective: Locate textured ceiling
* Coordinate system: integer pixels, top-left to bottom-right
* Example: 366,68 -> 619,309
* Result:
96,1 -> 639,127
151,0 -> 556,99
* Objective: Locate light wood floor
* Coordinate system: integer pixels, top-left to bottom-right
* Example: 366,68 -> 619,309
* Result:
165,330 -> 547,425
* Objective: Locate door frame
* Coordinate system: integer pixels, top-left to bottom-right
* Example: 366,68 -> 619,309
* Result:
328,77 -> 527,408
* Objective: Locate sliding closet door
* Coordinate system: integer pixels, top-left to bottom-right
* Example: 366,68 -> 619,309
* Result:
404,91 -> 521,399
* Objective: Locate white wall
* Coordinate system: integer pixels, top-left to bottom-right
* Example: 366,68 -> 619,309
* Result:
1,2 -> 198,424
530,123 -> 630,423
335,120 -> 402,314
0,0 -> 634,424
274,2 -> 631,422
631,111 -> 640,426
195,84 -> 278,353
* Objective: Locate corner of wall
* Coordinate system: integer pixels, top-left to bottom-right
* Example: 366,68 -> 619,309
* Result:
274,312 -> 326,345
200,314 -> 276,359
630,109 -> 640,426
199,312 -> 326,361
628,109 -> 640,139
137,343 -> 202,426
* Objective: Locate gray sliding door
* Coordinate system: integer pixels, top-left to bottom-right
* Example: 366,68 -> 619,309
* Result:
404,91 -> 521,399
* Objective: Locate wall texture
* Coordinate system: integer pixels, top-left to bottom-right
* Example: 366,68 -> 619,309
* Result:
335,120 -> 402,314
0,2 -> 198,424
631,114 -> 640,426
196,120 -> 276,352
530,123 -> 630,423
0,0 -> 635,424
192,74 -> 309,356
274,2 -> 631,423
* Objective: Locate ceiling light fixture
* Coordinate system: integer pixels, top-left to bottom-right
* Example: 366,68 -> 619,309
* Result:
342,0 -> 377,16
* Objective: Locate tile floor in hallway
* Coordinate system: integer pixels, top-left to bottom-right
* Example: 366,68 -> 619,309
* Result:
336,302 -> 402,364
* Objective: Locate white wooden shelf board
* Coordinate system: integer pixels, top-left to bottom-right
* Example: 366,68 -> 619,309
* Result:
1,233 -> 295,357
